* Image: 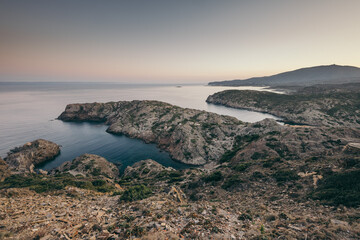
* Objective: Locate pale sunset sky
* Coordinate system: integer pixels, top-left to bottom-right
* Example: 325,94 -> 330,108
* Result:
0,0 -> 359,83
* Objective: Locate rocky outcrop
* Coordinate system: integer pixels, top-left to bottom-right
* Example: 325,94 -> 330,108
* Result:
124,159 -> 175,178
4,139 -> 60,173
206,85 -> 360,127
59,100 -> 245,165
0,158 -> 11,182
53,154 -> 119,180
343,143 -> 360,154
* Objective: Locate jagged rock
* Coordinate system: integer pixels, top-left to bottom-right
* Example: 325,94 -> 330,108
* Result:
123,159 -> 174,178
0,158 -> 11,182
53,154 -> 119,179
58,100 -> 244,165
168,186 -> 186,203
4,139 -> 60,173
343,143 -> 360,154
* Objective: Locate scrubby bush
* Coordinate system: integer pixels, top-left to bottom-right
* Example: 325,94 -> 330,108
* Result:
232,163 -> 250,172
0,174 -> 115,193
167,171 -> 184,183
119,184 -> 152,202
272,170 -> 299,183
310,170 -> 360,207
222,175 -> 243,190
202,171 -> 223,183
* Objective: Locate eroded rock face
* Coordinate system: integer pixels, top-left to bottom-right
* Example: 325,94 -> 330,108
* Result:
59,100 -> 245,165
4,139 -> 60,173
53,154 -> 119,180
124,159 -> 175,178
0,158 -> 11,182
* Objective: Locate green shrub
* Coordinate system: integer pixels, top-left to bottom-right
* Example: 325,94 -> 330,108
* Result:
219,150 -> 237,163
310,170 -> 360,207
167,171 -> 184,183
0,174 -> 115,193
232,163 -> 250,172
251,152 -> 267,160
120,184 -> 152,202
238,213 -> 252,221
251,171 -> 265,180
187,181 -> 200,189
202,171 -> 223,183
92,179 -> 106,186
272,170 -> 299,183
222,175 -> 243,190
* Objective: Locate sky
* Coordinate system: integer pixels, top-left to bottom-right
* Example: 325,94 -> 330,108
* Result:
0,0 -> 359,83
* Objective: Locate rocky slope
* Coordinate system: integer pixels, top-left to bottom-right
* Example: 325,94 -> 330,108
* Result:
52,154 -> 119,180
0,158 -> 10,182
0,130 -> 359,239
1,88 -> 360,239
207,84 -> 360,127
58,100 -> 245,165
208,64 -> 360,87
1,157 -> 359,239
123,159 -> 175,178
4,139 -> 60,173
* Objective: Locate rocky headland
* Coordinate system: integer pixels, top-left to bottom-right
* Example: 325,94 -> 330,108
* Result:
206,83 -> 360,127
208,64 -> 360,87
58,100 -> 245,165
4,139 -> 60,173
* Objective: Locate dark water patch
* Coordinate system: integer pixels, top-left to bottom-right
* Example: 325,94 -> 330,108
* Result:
0,83 -> 283,171
38,122 -> 188,172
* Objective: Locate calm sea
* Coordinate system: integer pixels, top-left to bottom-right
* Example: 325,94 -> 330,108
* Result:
0,82 -> 281,171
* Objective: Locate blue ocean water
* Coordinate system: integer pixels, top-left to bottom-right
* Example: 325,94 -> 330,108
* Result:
0,82 -> 281,170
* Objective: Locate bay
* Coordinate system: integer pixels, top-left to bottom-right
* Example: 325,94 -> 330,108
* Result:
0,82 -> 281,170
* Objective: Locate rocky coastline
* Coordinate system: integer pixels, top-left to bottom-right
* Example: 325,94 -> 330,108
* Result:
4,139 -> 60,174
58,100 -> 245,165
206,84 -> 360,127
0,90 -> 360,239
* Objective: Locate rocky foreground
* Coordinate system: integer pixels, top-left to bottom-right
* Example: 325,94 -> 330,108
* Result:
1,154 -> 360,239
0,91 -> 360,239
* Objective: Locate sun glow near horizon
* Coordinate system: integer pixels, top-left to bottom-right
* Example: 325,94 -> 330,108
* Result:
0,0 -> 359,83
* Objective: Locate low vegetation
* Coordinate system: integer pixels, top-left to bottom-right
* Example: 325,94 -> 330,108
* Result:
0,173 -> 116,193
310,170 -> 360,207
119,184 -> 152,202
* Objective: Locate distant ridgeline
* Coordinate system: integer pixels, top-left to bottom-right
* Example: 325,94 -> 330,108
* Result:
208,65 -> 360,87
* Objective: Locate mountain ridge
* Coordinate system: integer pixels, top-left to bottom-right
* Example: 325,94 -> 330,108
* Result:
208,64 -> 360,86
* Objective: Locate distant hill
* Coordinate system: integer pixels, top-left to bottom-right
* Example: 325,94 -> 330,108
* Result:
208,65 -> 360,87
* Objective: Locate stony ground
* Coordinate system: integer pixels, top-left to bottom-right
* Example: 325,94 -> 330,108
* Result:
1,85 -> 360,239
1,184 -> 359,240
